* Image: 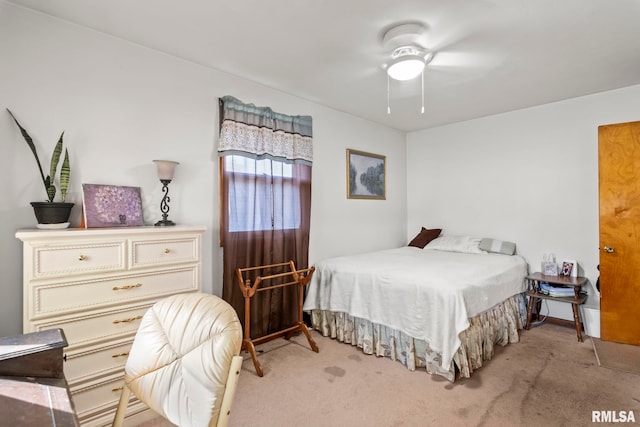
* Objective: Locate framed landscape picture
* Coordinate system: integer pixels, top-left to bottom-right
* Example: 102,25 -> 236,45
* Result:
82,184 -> 144,228
347,149 -> 386,200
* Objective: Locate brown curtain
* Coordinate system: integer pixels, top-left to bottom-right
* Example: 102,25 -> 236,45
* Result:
218,96 -> 312,339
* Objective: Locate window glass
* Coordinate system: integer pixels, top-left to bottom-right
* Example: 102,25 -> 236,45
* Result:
224,156 -> 300,232
225,155 -> 292,177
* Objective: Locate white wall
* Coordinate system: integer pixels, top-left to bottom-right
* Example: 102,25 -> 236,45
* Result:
0,3 -> 407,336
407,84 -> 640,319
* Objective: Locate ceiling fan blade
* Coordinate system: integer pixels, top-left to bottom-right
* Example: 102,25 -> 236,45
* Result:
428,50 -> 505,72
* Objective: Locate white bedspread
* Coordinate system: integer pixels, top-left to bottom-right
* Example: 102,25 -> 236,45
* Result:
303,246 -> 527,369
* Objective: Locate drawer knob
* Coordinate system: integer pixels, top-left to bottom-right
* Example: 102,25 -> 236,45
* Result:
112,386 -> 124,392
112,352 -> 130,358
164,248 -> 171,254
112,283 -> 143,291
112,315 -> 143,324
78,254 -> 86,261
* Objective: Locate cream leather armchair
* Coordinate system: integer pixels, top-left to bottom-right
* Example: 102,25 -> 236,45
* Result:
113,292 -> 243,427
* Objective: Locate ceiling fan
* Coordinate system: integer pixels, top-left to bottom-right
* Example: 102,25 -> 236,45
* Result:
379,21 -> 501,115
382,23 -> 435,81
381,22 -> 434,114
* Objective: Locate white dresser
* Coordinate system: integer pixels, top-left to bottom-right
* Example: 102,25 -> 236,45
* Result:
16,225 -> 206,426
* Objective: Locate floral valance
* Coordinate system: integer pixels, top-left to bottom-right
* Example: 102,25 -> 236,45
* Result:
218,96 -> 313,165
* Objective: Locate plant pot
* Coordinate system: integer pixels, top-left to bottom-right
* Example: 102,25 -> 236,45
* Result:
30,202 -> 74,228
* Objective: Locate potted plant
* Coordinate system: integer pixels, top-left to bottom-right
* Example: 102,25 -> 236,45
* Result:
8,109 -> 74,228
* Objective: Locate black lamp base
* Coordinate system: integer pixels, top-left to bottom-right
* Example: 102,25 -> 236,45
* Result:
155,179 -> 175,227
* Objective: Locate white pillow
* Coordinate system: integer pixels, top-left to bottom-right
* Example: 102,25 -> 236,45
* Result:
479,238 -> 516,255
424,235 -> 486,254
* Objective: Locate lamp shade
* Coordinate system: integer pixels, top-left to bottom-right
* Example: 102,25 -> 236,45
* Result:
387,54 -> 425,81
153,160 -> 179,180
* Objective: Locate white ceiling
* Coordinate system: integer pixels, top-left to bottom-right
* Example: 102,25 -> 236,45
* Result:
8,0 -> 640,132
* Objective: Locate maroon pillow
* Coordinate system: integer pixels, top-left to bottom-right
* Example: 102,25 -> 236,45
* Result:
408,227 -> 442,248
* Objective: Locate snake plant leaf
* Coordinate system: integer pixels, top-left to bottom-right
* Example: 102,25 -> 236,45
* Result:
60,149 -> 70,203
45,175 -> 56,202
50,134 -> 63,186
46,133 -> 64,202
7,109 -> 47,187
46,184 -> 56,202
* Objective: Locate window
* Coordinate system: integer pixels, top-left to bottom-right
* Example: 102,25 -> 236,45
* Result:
218,96 -> 312,339
224,155 -> 302,232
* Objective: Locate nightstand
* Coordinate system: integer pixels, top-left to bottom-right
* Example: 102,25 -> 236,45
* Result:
525,272 -> 588,342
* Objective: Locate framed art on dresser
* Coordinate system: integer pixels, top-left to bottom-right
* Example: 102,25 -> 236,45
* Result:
82,183 -> 144,228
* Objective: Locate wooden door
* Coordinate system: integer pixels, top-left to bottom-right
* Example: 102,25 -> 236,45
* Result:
598,121 -> 640,345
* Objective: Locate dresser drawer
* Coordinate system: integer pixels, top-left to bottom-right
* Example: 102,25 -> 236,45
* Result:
78,400 -> 148,427
65,339 -> 133,386
130,235 -> 200,269
28,267 -> 199,318
29,240 -> 126,279
71,372 -> 140,422
31,304 -> 151,350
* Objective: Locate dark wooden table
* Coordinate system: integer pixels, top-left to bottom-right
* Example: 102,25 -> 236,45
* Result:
525,272 -> 588,342
0,328 -> 79,426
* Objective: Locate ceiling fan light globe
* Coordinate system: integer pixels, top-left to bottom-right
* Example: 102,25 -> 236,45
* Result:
387,55 -> 425,80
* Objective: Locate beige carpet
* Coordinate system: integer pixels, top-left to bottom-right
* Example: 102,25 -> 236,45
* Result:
138,324 -> 640,427
592,337 -> 640,375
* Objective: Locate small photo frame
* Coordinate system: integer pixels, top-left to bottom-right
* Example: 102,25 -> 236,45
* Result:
347,149 -> 386,200
82,184 -> 144,228
560,259 -> 578,277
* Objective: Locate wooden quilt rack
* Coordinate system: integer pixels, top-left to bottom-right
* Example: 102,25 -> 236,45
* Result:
236,260 -> 318,377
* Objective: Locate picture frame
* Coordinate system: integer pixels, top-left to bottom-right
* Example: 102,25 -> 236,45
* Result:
346,149 -> 386,200
560,259 -> 578,277
82,184 -> 144,228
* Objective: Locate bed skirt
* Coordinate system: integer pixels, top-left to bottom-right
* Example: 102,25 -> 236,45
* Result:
309,293 -> 527,382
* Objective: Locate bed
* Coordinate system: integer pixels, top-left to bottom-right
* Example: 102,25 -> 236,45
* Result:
302,233 -> 528,381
